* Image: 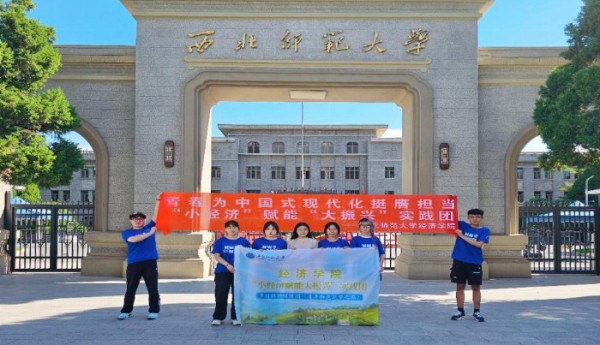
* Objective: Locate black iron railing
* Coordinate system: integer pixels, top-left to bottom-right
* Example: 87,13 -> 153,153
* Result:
8,203 -> 93,271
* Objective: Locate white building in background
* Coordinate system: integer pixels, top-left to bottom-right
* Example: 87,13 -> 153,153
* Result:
516,152 -> 577,203
211,124 -> 402,195
44,134 -> 576,205
40,150 -> 96,203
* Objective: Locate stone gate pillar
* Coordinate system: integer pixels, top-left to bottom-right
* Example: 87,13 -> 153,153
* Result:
0,229 -> 11,275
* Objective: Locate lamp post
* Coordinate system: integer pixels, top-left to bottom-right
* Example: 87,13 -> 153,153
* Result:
585,175 -> 595,206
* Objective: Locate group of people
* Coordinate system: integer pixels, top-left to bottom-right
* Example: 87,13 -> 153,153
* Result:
115,194 -> 490,325
210,217 -> 386,326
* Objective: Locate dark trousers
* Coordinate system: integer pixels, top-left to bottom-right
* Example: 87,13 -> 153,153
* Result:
121,259 -> 160,314
213,272 -> 236,321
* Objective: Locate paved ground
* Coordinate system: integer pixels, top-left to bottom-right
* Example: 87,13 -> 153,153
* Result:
1,272 -> 599,345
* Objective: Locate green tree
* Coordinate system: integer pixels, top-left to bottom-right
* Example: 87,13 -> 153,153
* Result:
564,165 -> 600,202
14,182 -> 41,203
0,0 -> 83,187
533,0 -> 600,175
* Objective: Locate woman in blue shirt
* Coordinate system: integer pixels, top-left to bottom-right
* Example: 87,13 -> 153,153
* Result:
211,220 -> 250,326
318,222 -> 349,248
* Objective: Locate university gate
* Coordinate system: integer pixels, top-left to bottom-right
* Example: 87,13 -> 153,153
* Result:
46,0 -> 567,279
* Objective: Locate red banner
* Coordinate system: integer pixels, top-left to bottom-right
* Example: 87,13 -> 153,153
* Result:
155,193 -> 457,235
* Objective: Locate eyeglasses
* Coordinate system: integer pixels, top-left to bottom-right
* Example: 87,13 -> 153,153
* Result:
359,224 -> 372,228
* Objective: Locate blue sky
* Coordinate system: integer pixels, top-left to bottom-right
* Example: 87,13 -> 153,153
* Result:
28,0 -> 583,151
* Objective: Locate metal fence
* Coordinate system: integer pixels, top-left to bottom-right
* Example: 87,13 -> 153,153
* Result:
519,204 -> 599,274
8,203 -> 93,271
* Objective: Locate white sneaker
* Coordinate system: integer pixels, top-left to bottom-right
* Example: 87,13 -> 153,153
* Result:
211,319 -> 222,326
232,320 -> 241,326
117,313 -> 131,320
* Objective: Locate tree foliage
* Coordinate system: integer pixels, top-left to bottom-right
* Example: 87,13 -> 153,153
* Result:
533,0 -> 600,181
564,164 -> 600,203
0,0 -> 83,187
14,182 -> 41,203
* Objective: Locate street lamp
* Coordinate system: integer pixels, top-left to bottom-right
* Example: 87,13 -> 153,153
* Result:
585,175 -> 595,206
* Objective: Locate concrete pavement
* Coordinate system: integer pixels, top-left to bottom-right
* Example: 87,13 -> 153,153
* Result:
1,272 -> 599,345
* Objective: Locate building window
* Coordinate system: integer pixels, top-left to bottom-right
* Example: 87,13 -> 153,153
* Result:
81,168 -> 90,178
385,167 -> 395,179
296,167 -> 310,180
544,170 -> 552,179
62,191 -> 70,202
345,167 -> 360,179
545,191 -> 553,200
246,166 -> 261,179
517,167 -> 524,179
81,191 -> 89,203
321,141 -> 334,154
384,191 -> 395,195
247,141 -> 260,153
320,167 -> 335,180
246,189 -> 261,194
81,190 -> 95,203
563,170 -> 571,179
272,166 -> 286,179
533,168 -> 541,179
211,167 -> 221,178
272,142 -> 285,153
518,191 -> 524,203
346,142 -> 358,154
297,142 -> 309,153
345,190 -> 360,195
51,191 -> 59,201
534,191 -> 541,199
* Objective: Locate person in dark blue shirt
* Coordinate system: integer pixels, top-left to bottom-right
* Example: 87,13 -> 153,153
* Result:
211,220 -> 250,326
450,208 -> 490,322
318,222 -> 349,248
251,221 -> 287,250
118,195 -> 161,321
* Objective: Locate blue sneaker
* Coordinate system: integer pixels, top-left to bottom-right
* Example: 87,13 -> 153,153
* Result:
472,311 -> 485,322
147,313 -> 159,320
450,310 -> 465,321
117,313 -> 131,320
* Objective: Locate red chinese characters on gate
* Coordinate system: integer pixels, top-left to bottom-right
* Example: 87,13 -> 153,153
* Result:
155,193 -> 457,235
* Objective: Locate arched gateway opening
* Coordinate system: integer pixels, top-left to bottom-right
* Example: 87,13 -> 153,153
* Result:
505,124 -> 538,235
182,70 -> 433,195
75,120 -> 109,232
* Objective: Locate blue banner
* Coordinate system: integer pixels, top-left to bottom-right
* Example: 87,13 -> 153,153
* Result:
234,247 -> 380,325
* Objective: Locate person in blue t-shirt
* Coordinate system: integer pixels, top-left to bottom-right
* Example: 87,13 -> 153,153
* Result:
211,220 -> 250,326
350,218 -> 385,273
318,222 -> 349,248
450,208 -> 490,323
118,195 -> 162,321
251,221 -> 288,250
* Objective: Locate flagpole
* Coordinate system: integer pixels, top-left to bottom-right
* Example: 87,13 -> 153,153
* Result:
301,102 -> 305,190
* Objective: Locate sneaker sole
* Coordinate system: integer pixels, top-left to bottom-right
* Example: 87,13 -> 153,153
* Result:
451,316 -> 465,321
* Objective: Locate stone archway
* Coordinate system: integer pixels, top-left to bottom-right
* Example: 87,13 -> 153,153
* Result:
75,119 -> 109,232
182,69 -> 434,195
504,124 -> 539,235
